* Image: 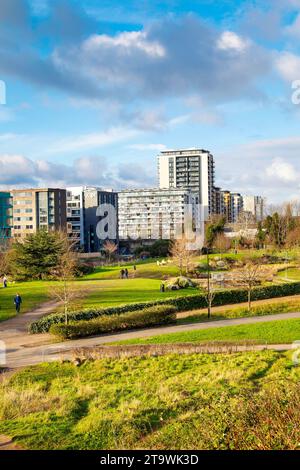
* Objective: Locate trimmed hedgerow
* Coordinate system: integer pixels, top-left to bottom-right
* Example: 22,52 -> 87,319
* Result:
29,281 -> 300,334
49,304 -> 177,340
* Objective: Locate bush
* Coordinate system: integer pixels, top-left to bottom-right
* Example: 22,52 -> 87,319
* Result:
49,304 -> 177,340
29,281 -> 300,334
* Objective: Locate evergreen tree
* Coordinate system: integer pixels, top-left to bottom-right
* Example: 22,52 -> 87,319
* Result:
9,230 -> 65,280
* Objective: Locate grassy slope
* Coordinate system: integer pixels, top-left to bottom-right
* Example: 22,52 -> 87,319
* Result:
0,351 -> 300,450
113,318 -> 300,345
0,278 -> 198,322
0,283 -> 50,322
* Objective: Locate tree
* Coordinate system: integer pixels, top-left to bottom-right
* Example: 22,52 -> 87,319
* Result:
9,230 -> 65,280
205,216 -> 226,248
103,240 -> 118,263
230,262 -> 273,311
264,203 -> 296,248
214,233 -> 231,254
170,236 -> 193,275
255,222 -> 266,249
149,240 -> 171,258
0,243 -> 9,278
49,233 -> 82,324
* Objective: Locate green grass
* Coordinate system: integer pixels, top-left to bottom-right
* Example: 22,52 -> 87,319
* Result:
277,268 -> 300,281
178,299 -> 300,325
79,278 -> 198,309
1,351 -> 300,449
0,278 -> 197,322
113,318 -> 300,346
0,282 -> 50,322
83,261 -> 180,280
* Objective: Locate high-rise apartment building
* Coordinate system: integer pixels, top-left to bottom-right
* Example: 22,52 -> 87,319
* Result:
11,188 -> 67,238
118,188 -> 204,246
231,193 -> 243,223
66,186 -> 118,252
0,192 -> 13,244
157,148 -> 215,220
243,195 -> 264,222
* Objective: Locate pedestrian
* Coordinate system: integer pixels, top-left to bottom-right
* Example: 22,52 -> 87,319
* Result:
160,282 -> 165,292
14,293 -> 22,313
120,269 -> 125,279
3,275 -> 7,288
125,268 -> 129,279
133,265 -> 136,271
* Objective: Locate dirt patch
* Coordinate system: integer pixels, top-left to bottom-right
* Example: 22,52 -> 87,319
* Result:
0,435 -> 23,451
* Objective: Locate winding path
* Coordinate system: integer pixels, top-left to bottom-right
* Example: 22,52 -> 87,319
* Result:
1,303 -> 300,368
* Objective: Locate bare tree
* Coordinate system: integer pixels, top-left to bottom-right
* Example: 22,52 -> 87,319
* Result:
49,233 -> 82,324
214,233 -> 231,254
103,240 -> 118,263
170,236 -> 193,275
229,262 -> 273,311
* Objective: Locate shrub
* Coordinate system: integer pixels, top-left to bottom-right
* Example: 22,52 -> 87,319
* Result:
49,304 -> 177,340
29,281 -> 300,334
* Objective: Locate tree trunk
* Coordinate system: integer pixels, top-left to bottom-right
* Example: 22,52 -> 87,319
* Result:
248,289 -> 251,312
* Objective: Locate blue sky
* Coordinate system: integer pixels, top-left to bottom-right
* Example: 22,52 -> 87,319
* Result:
1,0 -> 300,202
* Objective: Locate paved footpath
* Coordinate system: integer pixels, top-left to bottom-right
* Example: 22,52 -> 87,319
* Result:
2,305 -> 300,368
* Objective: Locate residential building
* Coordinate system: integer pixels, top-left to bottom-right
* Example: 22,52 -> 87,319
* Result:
157,148 -> 215,220
243,195 -> 264,222
67,186 -> 118,252
11,188 -> 67,238
66,187 -> 85,249
0,191 -> 13,244
213,186 -> 224,216
221,190 -> 233,223
118,188 -> 204,248
231,193 -> 243,223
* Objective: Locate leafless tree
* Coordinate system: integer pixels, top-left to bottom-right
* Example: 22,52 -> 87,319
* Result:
170,236 -> 193,275
214,233 -> 231,254
49,233 -> 82,324
229,262 -> 273,311
103,240 -> 118,263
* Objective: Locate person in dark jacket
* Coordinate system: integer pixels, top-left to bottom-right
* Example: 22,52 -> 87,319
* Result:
14,293 -> 22,313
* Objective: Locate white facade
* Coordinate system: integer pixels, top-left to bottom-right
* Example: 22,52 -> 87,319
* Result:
118,188 -> 204,248
243,195 -> 264,222
231,193 -> 243,223
157,148 -> 215,220
66,187 -> 85,248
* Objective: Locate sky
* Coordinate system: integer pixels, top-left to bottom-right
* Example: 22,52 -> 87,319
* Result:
1,0 -> 300,203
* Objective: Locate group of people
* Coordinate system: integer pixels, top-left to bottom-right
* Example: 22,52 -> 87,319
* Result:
120,265 -> 137,279
120,268 -> 129,279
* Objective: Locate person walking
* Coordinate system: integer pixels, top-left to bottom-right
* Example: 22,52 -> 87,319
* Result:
14,293 -> 22,313
120,269 -> 125,279
125,268 -> 129,279
2,275 -> 7,288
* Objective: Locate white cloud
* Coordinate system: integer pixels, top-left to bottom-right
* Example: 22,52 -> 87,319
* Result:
128,143 -> 167,151
265,157 -> 298,182
48,126 -> 138,153
217,31 -> 249,52
84,31 -> 166,58
276,52 -> 300,81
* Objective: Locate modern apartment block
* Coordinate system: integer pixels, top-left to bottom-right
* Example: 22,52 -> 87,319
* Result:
231,193 -> 243,223
67,186 -> 118,252
157,148 -> 215,220
213,186 -> 224,216
0,191 -> 13,244
11,188 -> 67,238
243,195 -> 264,222
118,188 -> 204,246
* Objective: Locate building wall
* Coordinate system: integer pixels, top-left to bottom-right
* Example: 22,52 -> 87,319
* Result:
11,188 -> 66,238
118,188 -> 203,246
243,195 -> 264,222
157,149 -> 215,220
0,192 -> 13,243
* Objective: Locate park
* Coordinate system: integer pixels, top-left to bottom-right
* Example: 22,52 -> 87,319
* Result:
2,225 -> 300,450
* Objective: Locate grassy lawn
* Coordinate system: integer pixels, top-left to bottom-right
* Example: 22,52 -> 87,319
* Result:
277,268 -> 300,281
0,350 -> 299,449
0,277 -> 198,322
83,261 -> 180,280
113,318 -> 300,346
78,278 -> 198,309
0,283 -> 50,322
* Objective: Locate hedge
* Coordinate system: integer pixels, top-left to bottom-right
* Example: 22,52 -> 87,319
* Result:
49,304 -> 177,340
29,281 -> 300,334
